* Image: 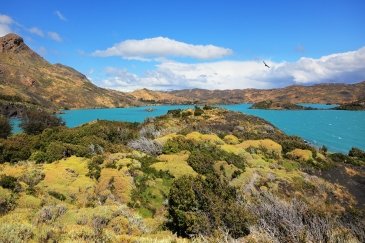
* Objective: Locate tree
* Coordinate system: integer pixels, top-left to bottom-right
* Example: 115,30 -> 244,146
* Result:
21,109 -> 65,135
0,115 -> 11,139
167,174 -> 249,238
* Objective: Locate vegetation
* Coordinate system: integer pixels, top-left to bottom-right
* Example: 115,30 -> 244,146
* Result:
167,174 -> 249,238
0,108 -> 364,241
0,115 -> 11,139
250,100 -> 315,110
334,100 -> 365,110
21,109 -> 65,135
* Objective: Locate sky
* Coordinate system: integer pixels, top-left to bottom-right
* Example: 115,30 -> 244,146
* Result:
1,0 -> 365,91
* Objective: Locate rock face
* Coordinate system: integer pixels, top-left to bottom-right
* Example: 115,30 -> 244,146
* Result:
0,34 -> 29,53
0,33 -> 140,109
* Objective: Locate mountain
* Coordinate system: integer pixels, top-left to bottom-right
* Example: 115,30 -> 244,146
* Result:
130,88 -> 191,104
168,82 -> 365,104
126,81 -> 365,105
0,33 -> 139,109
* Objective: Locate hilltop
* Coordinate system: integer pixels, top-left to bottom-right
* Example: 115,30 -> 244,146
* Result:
128,82 -> 365,105
0,107 -> 364,242
0,33 -> 139,110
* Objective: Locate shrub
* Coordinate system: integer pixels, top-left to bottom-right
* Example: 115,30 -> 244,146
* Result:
349,147 -> 365,160
128,137 -> 162,155
0,175 -> 21,192
35,205 -> 68,224
21,109 -> 65,135
187,151 -> 215,175
163,136 -> 245,173
0,223 -> 34,243
48,191 -> 66,201
86,155 -> 104,180
0,135 -> 34,163
0,188 -> 16,214
167,174 -> 249,238
329,153 -> 357,165
0,115 -> 11,139
194,106 -> 204,116
167,109 -> 181,118
203,105 -> 214,110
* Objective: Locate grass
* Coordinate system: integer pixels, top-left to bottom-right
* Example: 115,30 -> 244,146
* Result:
38,156 -> 95,205
287,148 -> 313,162
152,151 -> 198,178
96,167 -> 134,204
185,131 -> 225,145
223,134 -> 240,144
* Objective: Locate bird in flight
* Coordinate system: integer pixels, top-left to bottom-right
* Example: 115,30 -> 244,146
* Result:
263,61 -> 270,68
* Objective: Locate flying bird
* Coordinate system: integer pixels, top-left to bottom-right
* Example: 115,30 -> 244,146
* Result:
263,61 -> 270,68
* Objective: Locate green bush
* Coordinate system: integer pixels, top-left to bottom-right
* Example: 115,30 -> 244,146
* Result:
0,115 -> 11,139
86,155 -> 104,180
167,109 -> 182,118
167,174 -> 249,238
329,153 -> 358,165
21,109 -> 65,135
194,106 -> 204,116
0,175 -> 20,192
187,151 -> 215,175
48,191 -> 66,201
349,147 -> 365,161
0,223 -> 34,242
0,190 -> 16,215
0,135 -> 34,163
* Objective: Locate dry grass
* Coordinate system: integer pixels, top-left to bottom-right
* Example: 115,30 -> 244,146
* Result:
287,149 -> 313,162
96,167 -> 134,204
38,156 -> 95,206
223,134 -> 240,145
153,151 -> 198,178
185,131 -> 225,145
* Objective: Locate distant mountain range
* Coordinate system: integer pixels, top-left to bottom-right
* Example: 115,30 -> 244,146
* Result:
1,33 -> 364,110
131,82 -> 365,105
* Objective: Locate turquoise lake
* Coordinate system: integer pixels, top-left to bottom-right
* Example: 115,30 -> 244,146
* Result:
11,104 -> 365,153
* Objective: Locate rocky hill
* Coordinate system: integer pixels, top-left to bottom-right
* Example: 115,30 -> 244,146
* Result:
130,88 -> 191,104
0,33 -> 139,109
126,81 -> 365,105
168,82 -> 365,104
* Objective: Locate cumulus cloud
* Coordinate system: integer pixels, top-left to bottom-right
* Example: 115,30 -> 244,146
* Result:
55,10 -> 67,21
93,37 -> 232,60
48,31 -> 62,42
29,27 -> 44,37
0,14 -> 13,36
100,46 -> 365,91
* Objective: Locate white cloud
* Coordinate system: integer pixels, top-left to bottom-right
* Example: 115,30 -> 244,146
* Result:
0,14 -> 13,36
100,46 -> 365,91
55,10 -> 67,21
93,37 -> 232,60
29,27 -> 44,37
48,31 -> 62,42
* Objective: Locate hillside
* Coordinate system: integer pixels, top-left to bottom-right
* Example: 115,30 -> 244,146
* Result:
168,82 -> 365,104
0,107 -> 364,242
0,33 -> 139,109
130,88 -> 191,104
250,100 -> 315,110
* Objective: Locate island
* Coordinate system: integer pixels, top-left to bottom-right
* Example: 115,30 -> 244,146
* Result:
250,100 -> 316,110
333,100 -> 365,110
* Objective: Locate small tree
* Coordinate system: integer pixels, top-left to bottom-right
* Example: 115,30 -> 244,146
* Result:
0,115 -> 11,139
21,110 -> 65,135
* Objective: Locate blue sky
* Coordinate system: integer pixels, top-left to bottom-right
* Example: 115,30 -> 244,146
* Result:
1,0 -> 365,91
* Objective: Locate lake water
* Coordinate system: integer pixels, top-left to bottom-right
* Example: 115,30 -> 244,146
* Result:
10,104 -> 365,153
